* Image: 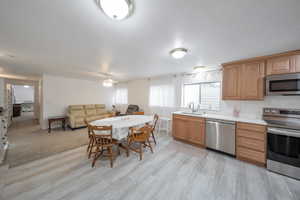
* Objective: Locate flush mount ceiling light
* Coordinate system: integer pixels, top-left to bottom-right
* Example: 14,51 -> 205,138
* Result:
24,85 -> 30,88
170,48 -> 188,59
102,78 -> 114,87
193,66 -> 207,73
96,0 -> 134,20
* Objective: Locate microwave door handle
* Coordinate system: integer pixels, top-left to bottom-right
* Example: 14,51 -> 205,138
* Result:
268,128 -> 300,138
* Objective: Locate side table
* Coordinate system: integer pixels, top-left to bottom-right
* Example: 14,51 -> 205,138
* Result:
48,116 -> 67,133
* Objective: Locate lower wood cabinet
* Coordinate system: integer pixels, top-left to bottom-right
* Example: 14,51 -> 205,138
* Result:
172,114 -> 205,146
236,122 -> 266,166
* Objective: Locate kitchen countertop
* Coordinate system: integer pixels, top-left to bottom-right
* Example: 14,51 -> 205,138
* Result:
173,111 -> 267,125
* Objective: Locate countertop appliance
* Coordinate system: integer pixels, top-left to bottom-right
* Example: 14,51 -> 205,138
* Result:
263,108 -> 300,180
266,73 -> 300,96
205,119 -> 236,155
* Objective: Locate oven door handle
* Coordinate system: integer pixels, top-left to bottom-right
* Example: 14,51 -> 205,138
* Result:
268,127 -> 300,138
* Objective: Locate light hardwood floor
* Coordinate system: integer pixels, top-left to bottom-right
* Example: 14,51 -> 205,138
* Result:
0,134 -> 299,200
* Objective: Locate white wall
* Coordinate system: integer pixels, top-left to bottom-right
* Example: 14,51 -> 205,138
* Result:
42,74 -> 114,129
120,70 -> 300,119
0,78 -> 4,107
12,85 -> 34,103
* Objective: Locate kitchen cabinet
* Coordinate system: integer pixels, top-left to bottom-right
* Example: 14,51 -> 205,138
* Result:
222,61 -> 265,100
240,61 -> 265,100
296,55 -> 300,72
266,55 -> 299,75
236,122 -> 266,166
172,114 -> 205,146
222,64 -> 241,100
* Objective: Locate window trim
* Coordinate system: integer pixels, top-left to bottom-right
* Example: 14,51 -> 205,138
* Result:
182,81 -> 221,111
114,88 -> 128,105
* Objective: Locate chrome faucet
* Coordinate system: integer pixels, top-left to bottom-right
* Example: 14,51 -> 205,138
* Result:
188,102 -> 197,112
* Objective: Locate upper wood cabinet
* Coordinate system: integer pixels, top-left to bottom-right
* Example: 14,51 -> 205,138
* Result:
267,55 -> 296,75
222,61 -> 265,100
222,65 -> 241,100
222,50 -> 300,100
296,55 -> 300,72
241,61 -> 265,100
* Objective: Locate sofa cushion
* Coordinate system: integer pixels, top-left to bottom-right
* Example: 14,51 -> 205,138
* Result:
76,121 -> 86,127
95,104 -> 105,109
75,117 -> 84,124
96,109 -> 107,115
69,105 -> 84,110
86,116 -> 100,122
70,110 -> 85,117
96,114 -> 109,119
86,109 -> 96,116
84,104 -> 95,110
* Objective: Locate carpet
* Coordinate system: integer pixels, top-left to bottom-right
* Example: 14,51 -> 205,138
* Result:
6,114 -> 88,168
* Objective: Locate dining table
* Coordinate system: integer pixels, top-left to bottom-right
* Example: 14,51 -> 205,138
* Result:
90,115 -> 154,140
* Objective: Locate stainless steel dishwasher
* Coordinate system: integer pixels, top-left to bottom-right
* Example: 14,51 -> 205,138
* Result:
205,119 -> 236,155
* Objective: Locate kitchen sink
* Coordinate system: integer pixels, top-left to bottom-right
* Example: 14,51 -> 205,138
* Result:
181,111 -> 205,116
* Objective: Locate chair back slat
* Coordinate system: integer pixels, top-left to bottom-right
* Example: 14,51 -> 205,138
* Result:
90,125 -> 113,145
153,114 -> 159,131
129,125 -> 152,140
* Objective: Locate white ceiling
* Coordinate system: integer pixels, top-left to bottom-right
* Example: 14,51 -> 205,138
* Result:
0,0 -> 300,81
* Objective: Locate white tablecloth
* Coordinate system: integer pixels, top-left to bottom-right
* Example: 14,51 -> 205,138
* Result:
90,115 -> 154,140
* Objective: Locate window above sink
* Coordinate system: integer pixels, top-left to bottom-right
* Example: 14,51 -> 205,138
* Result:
181,82 -> 221,111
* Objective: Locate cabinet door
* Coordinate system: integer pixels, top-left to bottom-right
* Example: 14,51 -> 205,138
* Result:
295,55 -> 300,72
241,61 -> 265,100
266,56 -> 296,75
222,65 -> 241,100
187,120 -> 205,146
172,116 -> 188,140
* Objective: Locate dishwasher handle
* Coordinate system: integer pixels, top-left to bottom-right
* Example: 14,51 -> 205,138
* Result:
206,119 -> 236,125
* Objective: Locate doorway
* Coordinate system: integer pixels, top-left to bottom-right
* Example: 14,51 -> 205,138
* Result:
12,85 -> 35,123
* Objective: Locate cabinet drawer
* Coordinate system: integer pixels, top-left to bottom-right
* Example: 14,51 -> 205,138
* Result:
237,122 -> 266,132
237,137 -> 265,152
236,129 -> 265,141
173,114 -> 205,123
237,147 -> 266,164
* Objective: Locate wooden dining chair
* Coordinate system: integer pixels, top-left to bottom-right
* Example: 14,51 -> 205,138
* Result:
132,111 -> 144,115
150,114 -> 159,145
127,125 -> 153,160
84,120 -> 94,154
89,125 -> 119,168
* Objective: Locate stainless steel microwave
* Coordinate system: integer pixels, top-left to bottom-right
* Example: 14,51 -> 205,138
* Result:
266,73 -> 300,96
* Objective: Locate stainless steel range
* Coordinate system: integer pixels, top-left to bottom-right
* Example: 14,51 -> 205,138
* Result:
263,108 -> 300,180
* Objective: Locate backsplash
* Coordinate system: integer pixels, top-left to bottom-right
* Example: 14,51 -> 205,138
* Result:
216,96 -> 300,119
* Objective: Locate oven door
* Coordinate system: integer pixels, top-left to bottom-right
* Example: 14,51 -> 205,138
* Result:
267,127 -> 300,179
267,127 -> 300,167
266,73 -> 300,95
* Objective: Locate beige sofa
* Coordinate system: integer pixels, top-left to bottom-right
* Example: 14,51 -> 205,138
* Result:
67,104 -> 112,129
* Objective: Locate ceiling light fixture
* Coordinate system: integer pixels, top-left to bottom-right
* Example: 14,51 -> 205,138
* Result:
102,78 -> 114,87
24,85 -> 30,88
96,0 -> 134,20
170,48 -> 188,59
193,66 -> 207,73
